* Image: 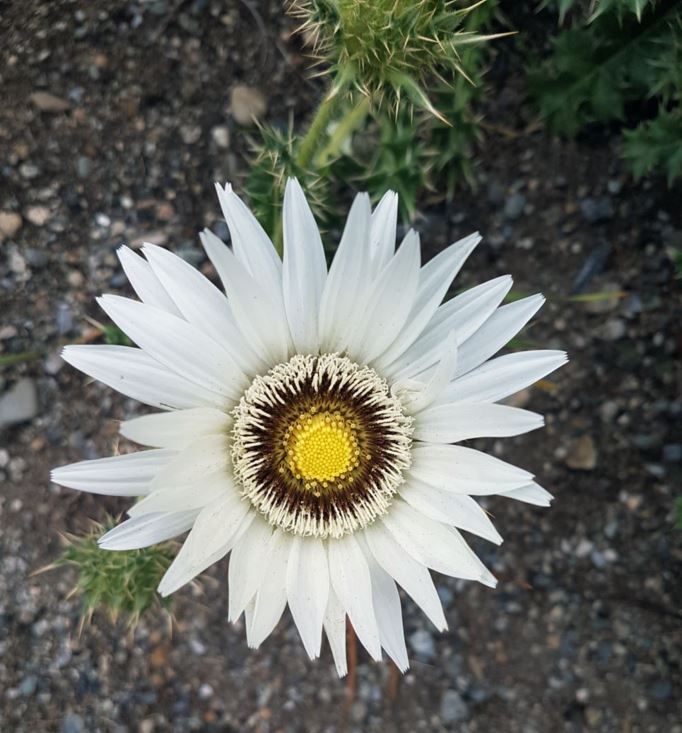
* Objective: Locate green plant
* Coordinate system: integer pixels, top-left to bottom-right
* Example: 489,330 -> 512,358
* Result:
530,0 -> 682,183
53,519 -> 175,629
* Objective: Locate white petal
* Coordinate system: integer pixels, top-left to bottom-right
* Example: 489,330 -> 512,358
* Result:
248,529 -> 292,648
386,275 -> 512,380
441,350 -> 568,404
318,193 -> 371,353
353,230 -> 421,364
228,517 -> 274,622
374,233 -> 480,369
328,535 -> 382,661
381,501 -> 496,586
409,443 -> 533,494
364,522 -> 447,631
369,190 -> 398,277
147,434 -> 229,491
62,345 -> 227,411
199,229 -> 290,365
98,510 -> 198,550
117,246 -> 181,315
393,331 -> 458,414
51,449 -> 175,496
97,295 -> 247,401
364,551 -> 409,672
286,536 -> 330,660
158,492 -> 252,596
456,294 -> 545,377
323,587 -> 348,677
214,183 -> 283,297
142,243 -> 264,376
120,407 -> 231,449
282,178 -> 327,354
128,471 -> 235,517
414,403 -> 544,443
400,479 -> 502,544
503,482 -> 554,506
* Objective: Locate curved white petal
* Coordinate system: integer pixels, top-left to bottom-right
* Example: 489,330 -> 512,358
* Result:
381,500 -> 496,586
456,294 -> 545,377
248,529 -> 293,648
440,350 -> 568,405
214,182 -> 283,297
228,517 -> 274,622
352,230 -> 421,363
286,536 -> 330,660
364,550 -> 409,672
369,190 -> 398,277
400,479 -> 502,544
328,534 -> 382,661
199,229 -> 291,365
414,403 -> 544,443
147,434 -> 229,491
97,295 -> 247,401
318,193 -> 371,353
282,178 -> 327,354
323,587 -> 348,677
62,345 -> 227,411
120,407 -> 231,449
142,243 -> 264,376
374,233 -> 480,369
158,492 -> 252,596
503,482 -> 553,506
117,246 -> 181,315
128,471 -> 235,517
51,449 -> 175,496
98,510 -> 198,550
410,443 -> 533,494
364,522 -> 447,631
386,275 -> 512,380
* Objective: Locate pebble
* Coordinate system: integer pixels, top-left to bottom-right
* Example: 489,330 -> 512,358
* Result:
565,435 -> 598,471
599,400 -> 619,422
662,444 -> 682,463
24,248 -> 49,268
504,193 -> 526,220
409,629 -> 436,661
599,318 -> 627,341
230,85 -> 267,125
211,125 -> 231,149
9,250 -> 27,275
20,162 -> 40,179
581,197 -> 614,223
55,302 -> 74,334
25,206 -> 52,226
180,124 -> 202,145
61,713 -> 85,733
19,674 -> 38,696
0,379 -> 39,428
440,690 -> 469,723
30,91 -> 70,112
0,211 -> 23,240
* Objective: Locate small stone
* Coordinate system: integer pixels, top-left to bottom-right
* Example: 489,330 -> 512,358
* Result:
440,690 -> 469,723
0,211 -> 23,240
503,193 -> 526,220
95,213 -> 111,228
580,197 -> 614,223
55,302 -> 74,334
575,539 -> 594,558
599,318 -> 627,341
565,435 -> 597,471
409,629 -> 435,661
139,720 -> 155,733
599,400 -> 619,422
663,444 -> 682,463
648,679 -> 672,700
76,156 -> 92,177
19,674 -> 38,696
155,202 -> 175,221
25,205 -> 52,226
30,91 -> 71,112
67,269 -> 85,288
0,378 -> 39,428
24,248 -> 48,268
180,124 -> 202,145
211,125 -> 230,149
0,325 -> 17,339
230,85 -> 267,125
61,713 -> 85,733
44,352 -> 64,375
20,162 -> 40,179
198,683 -> 214,699
8,250 -> 27,275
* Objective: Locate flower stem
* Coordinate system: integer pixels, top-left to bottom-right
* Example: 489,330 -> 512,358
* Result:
314,96 -> 371,167
296,92 -> 339,170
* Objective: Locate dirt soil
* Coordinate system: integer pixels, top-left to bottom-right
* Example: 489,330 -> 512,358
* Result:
1,1 -> 681,732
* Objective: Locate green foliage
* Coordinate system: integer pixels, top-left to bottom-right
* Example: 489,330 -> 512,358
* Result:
622,108 -> 682,185
530,0 -> 682,183
290,0 -> 498,118
245,123 -> 331,242
539,0 -> 657,23
102,324 -> 133,346
56,519 -> 175,629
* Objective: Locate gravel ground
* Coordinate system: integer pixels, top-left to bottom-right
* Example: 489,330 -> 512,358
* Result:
1,2 -> 681,732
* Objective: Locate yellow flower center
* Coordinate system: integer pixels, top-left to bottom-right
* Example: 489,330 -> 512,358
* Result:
286,410 -> 360,484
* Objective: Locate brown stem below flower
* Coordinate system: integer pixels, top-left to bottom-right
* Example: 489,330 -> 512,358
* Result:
345,622 -> 358,708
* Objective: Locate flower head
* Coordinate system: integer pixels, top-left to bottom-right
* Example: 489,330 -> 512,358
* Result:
52,179 -> 566,675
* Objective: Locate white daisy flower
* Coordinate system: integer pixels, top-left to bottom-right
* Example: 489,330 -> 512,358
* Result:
52,179 -> 566,675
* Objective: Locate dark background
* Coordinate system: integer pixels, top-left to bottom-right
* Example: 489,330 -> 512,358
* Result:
1,1 -> 680,731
